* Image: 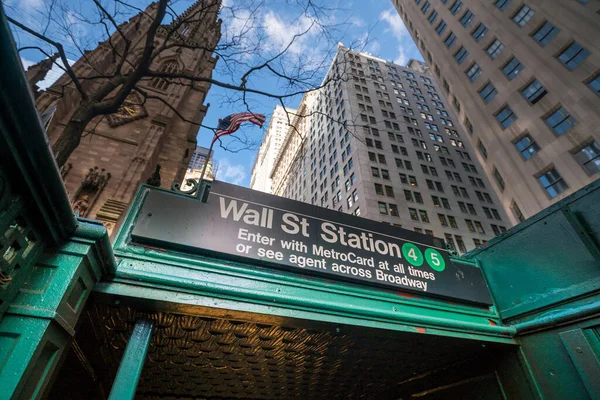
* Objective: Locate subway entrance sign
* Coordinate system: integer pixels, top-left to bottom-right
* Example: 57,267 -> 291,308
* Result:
131,181 -> 492,305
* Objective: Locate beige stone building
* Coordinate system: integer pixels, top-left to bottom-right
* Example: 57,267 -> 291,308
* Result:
269,46 -> 511,253
270,93 -> 318,200
393,0 -> 600,224
250,105 -> 296,193
32,1 -> 221,234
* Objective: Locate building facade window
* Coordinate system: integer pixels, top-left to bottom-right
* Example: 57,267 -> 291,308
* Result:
479,82 -> 497,104
409,208 -> 419,221
450,0 -> 463,15
557,42 -> 590,70
545,106 -> 576,135
466,63 -> 482,82
460,10 -> 474,27
510,200 -> 525,222
455,46 -> 469,64
494,0 -> 511,10
521,80 -> 548,104
512,5 -> 535,26
573,142 -> 600,175
486,39 -> 504,59
436,20 -> 447,36
444,32 -> 457,47
493,167 -> 505,192
428,10 -> 439,24
455,235 -> 467,253
477,140 -> 488,160
587,73 -> 600,96
514,134 -> 540,160
496,106 -> 517,129
532,21 -> 560,46
471,23 -> 488,42
503,57 -> 523,80
537,168 -> 568,198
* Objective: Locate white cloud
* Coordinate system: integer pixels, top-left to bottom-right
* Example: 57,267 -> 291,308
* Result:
348,16 -> 365,28
368,40 -> 381,55
217,159 -> 247,185
263,11 -> 319,56
379,9 -> 411,66
20,0 -> 43,12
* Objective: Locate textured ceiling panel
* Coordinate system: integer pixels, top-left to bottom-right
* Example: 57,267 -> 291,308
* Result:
80,303 -> 504,399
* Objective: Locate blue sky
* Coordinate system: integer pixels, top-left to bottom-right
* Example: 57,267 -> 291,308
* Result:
9,0 -> 422,187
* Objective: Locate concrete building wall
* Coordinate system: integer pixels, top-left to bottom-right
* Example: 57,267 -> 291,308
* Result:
250,105 -> 295,192
269,46 -> 511,253
393,0 -> 600,224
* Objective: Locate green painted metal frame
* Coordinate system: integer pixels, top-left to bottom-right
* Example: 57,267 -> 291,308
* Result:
108,319 -> 154,400
0,7 -> 117,399
0,7 -> 77,245
107,184 -> 515,344
465,179 -> 600,400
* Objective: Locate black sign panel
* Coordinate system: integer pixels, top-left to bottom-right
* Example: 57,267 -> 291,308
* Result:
131,181 -> 492,305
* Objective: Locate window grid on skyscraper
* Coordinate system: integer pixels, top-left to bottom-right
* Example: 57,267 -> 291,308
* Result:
557,42 -> 590,70
532,21 -> 560,46
514,134 -> 540,160
503,57 -> 523,80
436,20 -> 447,35
573,142 -> 600,175
459,10 -> 474,27
494,0 -> 511,11
444,32 -> 457,47
466,63 -> 482,82
496,106 -> 517,129
471,23 -> 488,42
449,0 -> 463,15
455,47 -> 469,64
486,39 -> 504,59
521,80 -> 548,104
588,73 -> 600,96
479,82 -> 497,104
537,169 -> 568,198
545,106 -> 576,135
512,5 -> 535,26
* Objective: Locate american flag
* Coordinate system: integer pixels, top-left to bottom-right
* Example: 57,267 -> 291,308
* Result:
213,112 -> 266,143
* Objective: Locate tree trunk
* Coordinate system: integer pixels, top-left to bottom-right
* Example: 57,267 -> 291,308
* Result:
52,108 -> 94,168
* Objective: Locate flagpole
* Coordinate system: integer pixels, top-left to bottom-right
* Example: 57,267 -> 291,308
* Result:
199,122 -> 219,183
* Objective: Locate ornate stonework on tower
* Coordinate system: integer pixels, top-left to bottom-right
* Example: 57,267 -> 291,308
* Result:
32,0 -> 221,235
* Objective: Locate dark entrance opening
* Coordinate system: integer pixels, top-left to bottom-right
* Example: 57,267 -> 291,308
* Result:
49,298 -> 516,399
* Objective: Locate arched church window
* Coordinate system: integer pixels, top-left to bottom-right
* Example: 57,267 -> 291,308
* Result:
150,60 -> 178,91
181,25 -> 191,37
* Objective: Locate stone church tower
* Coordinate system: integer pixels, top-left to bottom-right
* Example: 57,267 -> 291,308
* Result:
33,0 -> 221,235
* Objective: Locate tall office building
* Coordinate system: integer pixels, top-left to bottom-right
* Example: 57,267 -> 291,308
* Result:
269,45 -> 511,253
250,105 -> 295,192
188,146 -> 215,176
181,146 -> 217,190
392,0 -> 600,224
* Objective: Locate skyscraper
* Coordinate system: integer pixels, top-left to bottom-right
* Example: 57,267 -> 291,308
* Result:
392,0 -> 600,224
181,146 -> 217,189
269,45 -> 510,253
250,105 -> 296,193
